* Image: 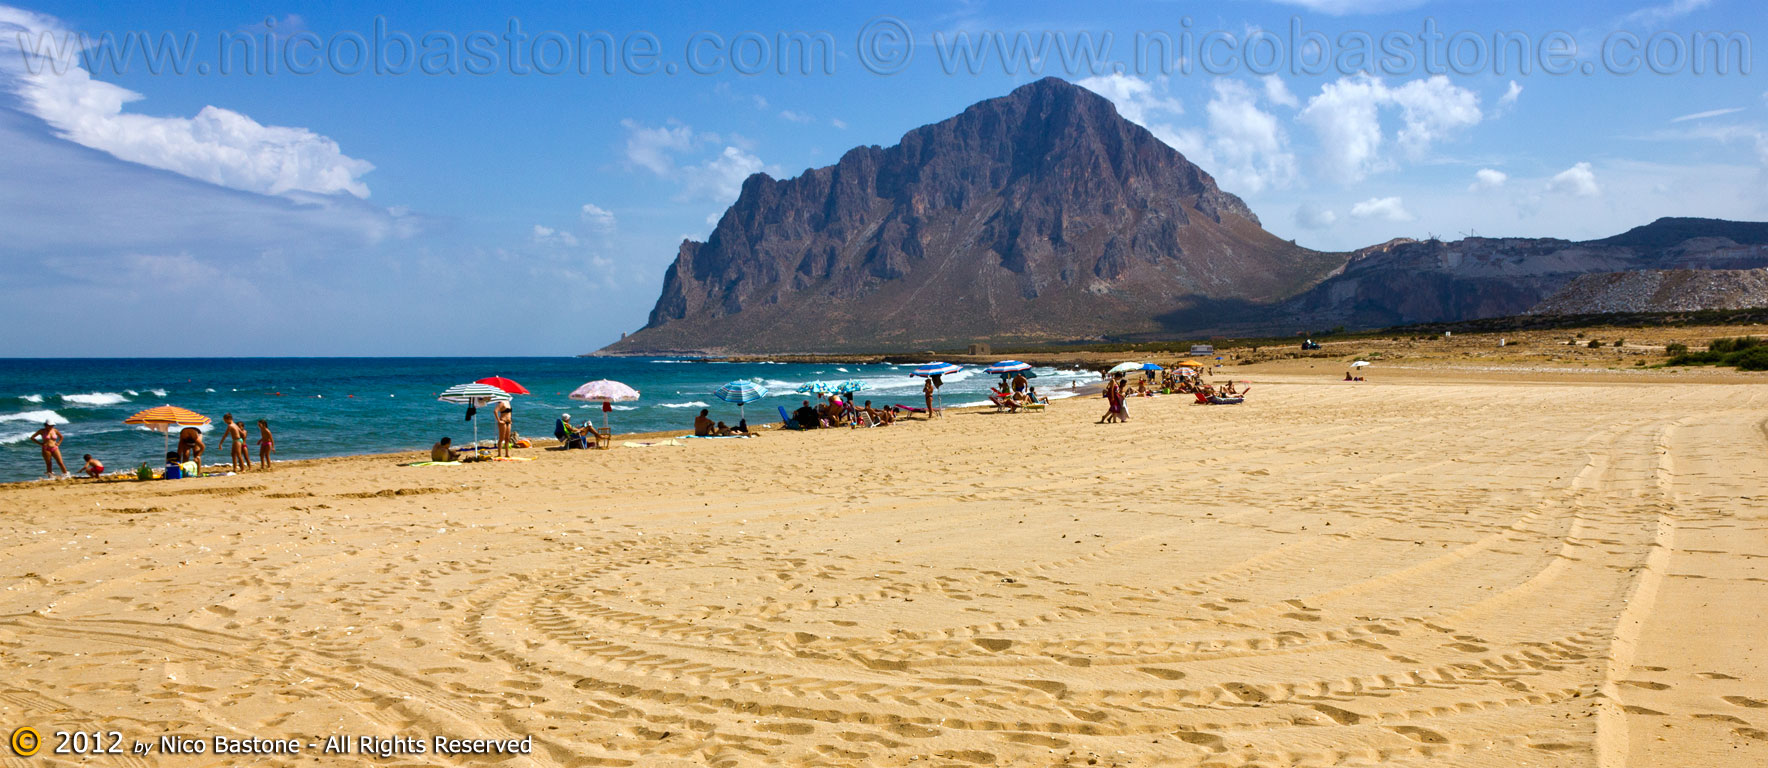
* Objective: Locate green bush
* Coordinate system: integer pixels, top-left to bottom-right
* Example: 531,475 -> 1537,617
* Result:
1709,336 -> 1763,354
1586,339 -> 1603,348
1664,342 -> 1688,356
1734,346 -> 1768,371
1613,339 -> 1625,347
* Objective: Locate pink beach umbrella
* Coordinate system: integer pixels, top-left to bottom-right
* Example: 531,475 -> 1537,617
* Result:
568,379 -> 640,436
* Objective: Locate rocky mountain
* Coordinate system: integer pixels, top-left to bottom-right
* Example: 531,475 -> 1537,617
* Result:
1528,267 -> 1768,315
600,77 -> 1345,355
1266,218 -> 1768,332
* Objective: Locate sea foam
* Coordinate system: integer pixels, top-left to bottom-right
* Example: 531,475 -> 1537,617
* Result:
60,392 -> 130,407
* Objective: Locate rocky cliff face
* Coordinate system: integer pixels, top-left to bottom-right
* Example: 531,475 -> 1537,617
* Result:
1529,267 -> 1768,315
602,77 -> 1344,354
1269,218 -> 1768,330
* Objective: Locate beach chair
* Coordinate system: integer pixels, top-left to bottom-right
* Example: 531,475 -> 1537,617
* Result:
1194,392 -> 1212,405
778,406 -> 804,431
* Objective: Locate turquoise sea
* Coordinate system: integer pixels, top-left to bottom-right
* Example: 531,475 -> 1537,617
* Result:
0,358 -> 1095,483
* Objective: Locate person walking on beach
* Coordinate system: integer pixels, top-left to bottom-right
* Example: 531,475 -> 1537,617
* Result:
218,414 -> 251,471
1098,378 -> 1119,424
922,378 -> 936,419
30,421 -> 68,478
494,401 -> 513,458
256,419 -> 274,470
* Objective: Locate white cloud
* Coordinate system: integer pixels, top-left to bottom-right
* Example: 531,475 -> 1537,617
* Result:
620,119 -> 702,176
1498,80 -> 1523,109
779,110 -> 814,124
1293,203 -> 1337,229
1265,0 -> 1431,14
1549,162 -> 1601,197
1470,168 -> 1508,191
1350,196 -> 1414,222
1671,107 -> 1745,123
1298,75 -> 1389,182
580,203 -> 616,232
830,118 -> 848,129
1623,0 -> 1713,26
531,224 -> 579,247
1193,79 -> 1297,194
1262,75 -> 1299,109
0,7 -> 374,198
620,119 -> 776,206
1298,74 -> 1483,184
679,146 -> 767,204
1388,77 -> 1483,158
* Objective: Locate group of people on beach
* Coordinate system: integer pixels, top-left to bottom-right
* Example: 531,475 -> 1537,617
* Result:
988,372 -> 1052,413
789,395 -> 904,429
28,413 -> 272,481
165,414 -> 274,477
1098,367 -> 1242,422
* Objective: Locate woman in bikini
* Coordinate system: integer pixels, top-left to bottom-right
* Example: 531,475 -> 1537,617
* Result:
256,419 -> 274,470
31,421 -> 68,478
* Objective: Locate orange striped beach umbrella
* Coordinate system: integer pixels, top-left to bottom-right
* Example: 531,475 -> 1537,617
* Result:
124,405 -> 212,453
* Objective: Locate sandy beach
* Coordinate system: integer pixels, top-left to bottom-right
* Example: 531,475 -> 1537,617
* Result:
2,369 -> 1765,767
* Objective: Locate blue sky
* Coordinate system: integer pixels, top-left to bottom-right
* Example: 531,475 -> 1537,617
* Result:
1,0 -> 1763,356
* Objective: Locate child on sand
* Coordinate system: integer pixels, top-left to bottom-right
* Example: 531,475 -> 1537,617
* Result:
80,454 -> 104,479
256,419 -> 274,470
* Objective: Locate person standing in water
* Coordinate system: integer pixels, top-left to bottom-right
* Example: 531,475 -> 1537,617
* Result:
256,419 -> 274,470
30,421 -> 68,478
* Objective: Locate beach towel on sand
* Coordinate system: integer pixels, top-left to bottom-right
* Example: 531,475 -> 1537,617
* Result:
404,460 -> 462,467
680,435 -> 753,439
622,439 -> 684,448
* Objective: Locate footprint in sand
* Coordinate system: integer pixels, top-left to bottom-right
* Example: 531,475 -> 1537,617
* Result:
1722,695 -> 1768,709
1387,726 -> 1449,744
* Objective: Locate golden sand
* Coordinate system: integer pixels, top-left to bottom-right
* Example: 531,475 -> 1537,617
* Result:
1,371 -> 1765,766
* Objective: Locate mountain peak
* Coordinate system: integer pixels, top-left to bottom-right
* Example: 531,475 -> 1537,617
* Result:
601,80 -> 1341,355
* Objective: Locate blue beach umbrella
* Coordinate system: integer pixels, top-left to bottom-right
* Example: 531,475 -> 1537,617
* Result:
984,360 -> 1032,374
910,362 -> 962,414
713,380 -> 769,420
